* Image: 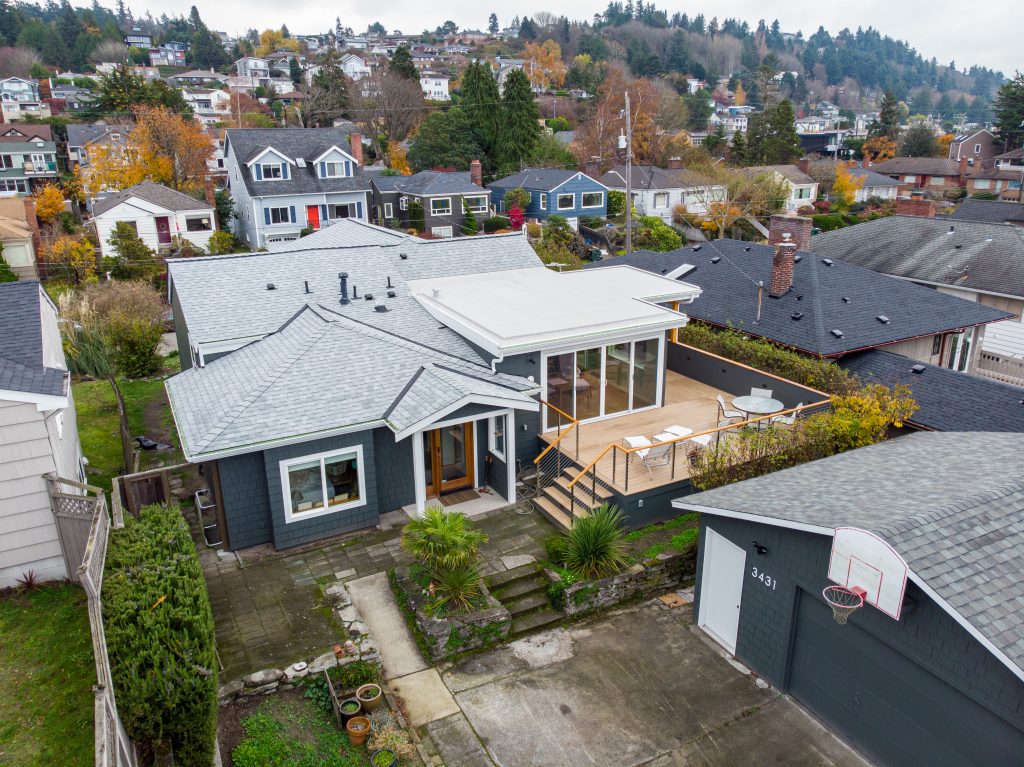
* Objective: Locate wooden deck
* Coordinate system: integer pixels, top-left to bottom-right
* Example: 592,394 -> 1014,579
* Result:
539,370 -> 729,495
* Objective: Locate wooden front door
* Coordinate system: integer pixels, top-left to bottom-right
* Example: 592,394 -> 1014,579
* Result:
423,423 -> 474,498
306,205 -> 320,230
155,216 -> 172,244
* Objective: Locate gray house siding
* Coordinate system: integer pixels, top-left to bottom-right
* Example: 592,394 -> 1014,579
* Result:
373,427 -> 415,512
694,515 -> 1024,765
371,188 -> 486,237
171,286 -> 191,371
493,352 -> 542,470
264,431 -> 379,549
217,451 -> 273,549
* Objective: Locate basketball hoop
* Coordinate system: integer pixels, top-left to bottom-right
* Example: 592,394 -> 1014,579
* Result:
822,585 -> 865,625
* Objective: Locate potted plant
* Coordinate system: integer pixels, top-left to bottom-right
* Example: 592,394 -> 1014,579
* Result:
370,749 -> 397,767
346,715 -> 371,747
339,697 -> 362,725
357,682 -> 383,712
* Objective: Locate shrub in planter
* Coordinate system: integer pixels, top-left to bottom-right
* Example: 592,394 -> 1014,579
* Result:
368,721 -> 414,762
104,504 -> 217,766
327,659 -> 379,693
357,683 -> 383,712
401,506 -> 487,571
563,503 -> 628,579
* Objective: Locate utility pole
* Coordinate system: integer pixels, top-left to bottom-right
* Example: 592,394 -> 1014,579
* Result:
624,90 -> 633,254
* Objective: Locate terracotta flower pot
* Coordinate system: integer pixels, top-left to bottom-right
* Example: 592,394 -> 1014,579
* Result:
356,683 -> 383,712
346,715 -> 370,747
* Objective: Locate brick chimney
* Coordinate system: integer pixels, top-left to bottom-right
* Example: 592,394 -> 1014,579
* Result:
797,157 -> 812,176
584,158 -> 601,179
894,198 -> 935,218
667,156 -> 683,170
769,233 -> 797,298
469,159 -> 482,187
349,132 -> 363,166
861,155 -> 870,169
203,176 -> 216,209
768,214 -> 812,252
958,155 -> 968,187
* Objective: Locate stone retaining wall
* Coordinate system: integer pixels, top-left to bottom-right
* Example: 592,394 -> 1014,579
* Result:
549,549 -> 692,618
217,580 -> 381,706
393,566 -> 512,661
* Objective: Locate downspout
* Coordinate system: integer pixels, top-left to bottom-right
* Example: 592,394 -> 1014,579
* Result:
490,351 -> 504,373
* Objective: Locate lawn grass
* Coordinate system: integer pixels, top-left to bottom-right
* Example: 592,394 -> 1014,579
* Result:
0,584 -> 95,767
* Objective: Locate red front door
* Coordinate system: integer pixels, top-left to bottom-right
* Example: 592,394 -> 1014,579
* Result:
155,216 -> 171,244
306,205 -> 320,230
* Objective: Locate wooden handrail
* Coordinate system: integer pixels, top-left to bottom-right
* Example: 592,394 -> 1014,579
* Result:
566,399 -> 831,491
42,473 -> 105,495
534,399 -> 580,464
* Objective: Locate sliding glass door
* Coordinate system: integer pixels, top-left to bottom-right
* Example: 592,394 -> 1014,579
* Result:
542,337 -> 663,428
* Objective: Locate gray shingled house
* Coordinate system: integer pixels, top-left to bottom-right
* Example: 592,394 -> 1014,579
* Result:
370,169 -> 490,237
0,281 -> 85,586
675,432 -> 1024,767
166,219 -> 766,549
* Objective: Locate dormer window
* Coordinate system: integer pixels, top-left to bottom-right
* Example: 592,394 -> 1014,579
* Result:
262,164 -> 282,179
320,160 -> 349,178
253,161 -> 289,181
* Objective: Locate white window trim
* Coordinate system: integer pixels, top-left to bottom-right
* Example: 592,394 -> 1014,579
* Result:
581,191 -> 604,209
487,414 -> 506,460
268,206 -> 290,224
321,160 -> 346,178
430,197 -> 452,216
539,193 -> 548,210
463,196 -> 488,213
279,444 -> 367,524
653,192 -> 670,208
557,192 -> 575,210
431,225 -> 453,238
384,202 -> 393,218
260,163 -> 283,179
399,196 -> 408,211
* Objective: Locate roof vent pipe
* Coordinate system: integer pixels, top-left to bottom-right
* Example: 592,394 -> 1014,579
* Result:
352,284 -> 359,300
338,272 -> 349,305
304,280 -> 311,294
386,276 -> 393,289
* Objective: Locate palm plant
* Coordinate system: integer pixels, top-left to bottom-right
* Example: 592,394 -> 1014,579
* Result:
401,506 -> 488,571
430,564 -> 482,614
564,503 -> 629,579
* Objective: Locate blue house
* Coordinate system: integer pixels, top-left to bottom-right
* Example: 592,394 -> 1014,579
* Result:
488,168 -> 608,229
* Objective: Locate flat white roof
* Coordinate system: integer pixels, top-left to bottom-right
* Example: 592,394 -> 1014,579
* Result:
408,265 -> 701,355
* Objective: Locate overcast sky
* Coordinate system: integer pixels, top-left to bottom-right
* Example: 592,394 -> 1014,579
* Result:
143,0 -> 1022,75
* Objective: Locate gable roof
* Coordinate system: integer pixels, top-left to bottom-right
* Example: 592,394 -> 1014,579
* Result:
676,432 -> 1024,682
0,282 -> 67,398
65,124 -> 131,147
489,168 -> 607,192
743,164 -> 815,185
839,349 -> 1024,432
951,128 -> 996,143
599,164 -> 717,191
92,181 -> 212,217
847,166 -> 900,187
165,304 -> 538,459
948,199 -> 1024,225
372,171 -> 486,197
812,215 -> 1024,300
0,124 -> 52,143
872,157 -> 962,176
225,128 -> 371,197
586,241 -> 1010,356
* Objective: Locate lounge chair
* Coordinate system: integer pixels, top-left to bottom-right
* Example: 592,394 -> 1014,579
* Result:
638,442 -> 672,476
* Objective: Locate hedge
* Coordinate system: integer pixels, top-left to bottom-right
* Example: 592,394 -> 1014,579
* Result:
483,215 -> 511,233
104,504 -> 217,766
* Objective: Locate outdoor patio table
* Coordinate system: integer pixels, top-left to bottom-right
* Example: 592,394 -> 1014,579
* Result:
732,395 -> 784,428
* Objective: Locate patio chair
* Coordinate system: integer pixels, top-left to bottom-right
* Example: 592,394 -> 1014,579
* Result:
638,442 -> 672,477
717,394 -> 745,426
770,403 -> 803,426
750,387 -> 774,399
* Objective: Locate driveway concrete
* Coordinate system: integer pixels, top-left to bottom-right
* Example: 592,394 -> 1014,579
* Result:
441,602 -> 869,767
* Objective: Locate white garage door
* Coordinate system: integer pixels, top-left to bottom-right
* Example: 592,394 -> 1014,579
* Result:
698,528 -> 746,654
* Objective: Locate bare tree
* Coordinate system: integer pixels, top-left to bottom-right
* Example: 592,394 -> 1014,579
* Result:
351,71 -> 426,143
89,40 -> 128,66
0,46 -> 41,78
674,166 -> 789,239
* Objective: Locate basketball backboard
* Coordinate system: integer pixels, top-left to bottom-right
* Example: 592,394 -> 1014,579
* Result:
827,527 -> 908,620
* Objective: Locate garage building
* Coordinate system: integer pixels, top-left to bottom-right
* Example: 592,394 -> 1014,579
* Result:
674,432 -> 1024,767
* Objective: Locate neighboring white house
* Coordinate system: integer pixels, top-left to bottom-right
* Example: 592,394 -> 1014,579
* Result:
224,127 -> 372,248
235,57 -> 270,81
599,162 -> 727,221
848,166 -> 900,202
92,181 -> 217,256
0,281 -> 85,587
420,73 -> 450,101
341,54 -> 372,81
745,164 -> 819,212
182,88 -> 231,125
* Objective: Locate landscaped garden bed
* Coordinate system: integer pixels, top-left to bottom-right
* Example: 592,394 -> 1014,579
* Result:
389,505 -> 511,661
544,506 -> 698,618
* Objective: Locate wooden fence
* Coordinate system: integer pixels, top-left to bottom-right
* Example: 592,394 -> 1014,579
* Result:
45,475 -> 103,583
46,474 -> 138,767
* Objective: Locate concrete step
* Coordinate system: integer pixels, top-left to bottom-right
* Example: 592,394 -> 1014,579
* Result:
485,562 -> 540,591
510,606 -> 564,636
489,574 -> 547,602
503,591 -> 550,617
534,496 -> 572,531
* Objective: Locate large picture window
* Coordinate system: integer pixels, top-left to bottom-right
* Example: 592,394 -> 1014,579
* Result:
581,191 -> 604,208
557,193 -> 575,210
430,197 -> 452,216
280,445 -> 366,523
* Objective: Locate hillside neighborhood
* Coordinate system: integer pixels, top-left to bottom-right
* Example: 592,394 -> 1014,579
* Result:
1,3 -> 1024,767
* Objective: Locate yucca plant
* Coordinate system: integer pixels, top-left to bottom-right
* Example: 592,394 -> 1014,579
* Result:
564,503 -> 629,579
401,505 -> 488,571
430,564 -> 483,614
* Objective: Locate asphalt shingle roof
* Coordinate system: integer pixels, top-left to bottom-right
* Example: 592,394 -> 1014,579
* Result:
743,164 -> 815,185
847,166 -> 900,187
489,168 -> 605,191
0,282 -> 66,398
165,305 -> 536,458
872,157 -> 962,176
678,432 -> 1024,676
586,240 -> 1010,356
65,123 -> 131,148
92,181 -> 212,217
948,199 -> 1024,225
839,349 -> 1024,432
372,171 -> 487,197
225,128 -> 372,198
812,215 -> 1024,301
600,164 -> 717,191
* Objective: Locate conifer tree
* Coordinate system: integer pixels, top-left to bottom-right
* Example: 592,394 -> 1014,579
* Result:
498,68 -> 541,175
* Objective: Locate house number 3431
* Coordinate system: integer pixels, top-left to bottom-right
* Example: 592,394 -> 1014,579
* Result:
750,566 -> 777,590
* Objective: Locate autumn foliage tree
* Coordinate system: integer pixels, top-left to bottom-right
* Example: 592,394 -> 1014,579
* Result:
573,63 -> 661,169
46,236 -> 97,284
78,106 -> 213,199
32,184 -> 65,229
522,40 -> 566,91
831,164 -> 864,213
862,135 -> 897,162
